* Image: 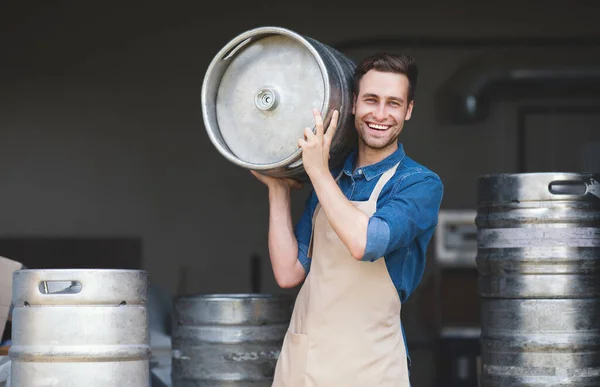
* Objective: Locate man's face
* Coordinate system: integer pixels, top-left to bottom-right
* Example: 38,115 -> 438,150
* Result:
352,70 -> 414,151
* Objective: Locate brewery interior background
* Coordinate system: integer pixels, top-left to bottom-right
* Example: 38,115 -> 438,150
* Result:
1,1 -> 599,386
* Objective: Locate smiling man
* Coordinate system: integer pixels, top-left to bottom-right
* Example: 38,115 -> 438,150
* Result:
252,52 -> 444,387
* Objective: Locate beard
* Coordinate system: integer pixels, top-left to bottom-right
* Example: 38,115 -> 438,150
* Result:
356,124 -> 402,150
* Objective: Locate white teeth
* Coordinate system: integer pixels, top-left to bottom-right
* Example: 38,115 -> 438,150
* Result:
368,124 -> 389,130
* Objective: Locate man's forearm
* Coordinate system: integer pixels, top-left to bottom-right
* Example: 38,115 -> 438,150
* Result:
310,171 -> 369,260
267,187 -> 306,288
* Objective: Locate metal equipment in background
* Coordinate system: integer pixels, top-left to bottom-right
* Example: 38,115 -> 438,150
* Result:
476,172 -> 600,386
0,356 -> 9,387
9,269 -> 151,387
433,210 -> 481,387
201,26 -> 358,180
171,293 -> 294,386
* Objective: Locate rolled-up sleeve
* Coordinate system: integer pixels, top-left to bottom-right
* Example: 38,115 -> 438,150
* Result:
361,172 -> 444,262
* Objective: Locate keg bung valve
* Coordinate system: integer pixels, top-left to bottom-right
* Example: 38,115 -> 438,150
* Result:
255,88 -> 279,111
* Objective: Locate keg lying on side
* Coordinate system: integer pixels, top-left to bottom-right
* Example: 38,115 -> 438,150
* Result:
476,173 -> 600,386
201,26 -> 357,179
9,269 -> 150,387
171,293 -> 294,387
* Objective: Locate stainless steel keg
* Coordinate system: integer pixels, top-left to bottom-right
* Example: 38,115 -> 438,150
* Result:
9,269 -> 150,387
476,173 -> 600,386
171,293 -> 294,386
201,26 -> 357,179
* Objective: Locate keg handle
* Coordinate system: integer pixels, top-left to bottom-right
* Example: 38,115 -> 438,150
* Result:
38,280 -> 82,295
222,37 -> 253,61
548,180 -> 588,196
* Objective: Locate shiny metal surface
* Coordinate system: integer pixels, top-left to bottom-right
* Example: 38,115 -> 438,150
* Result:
9,269 -> 150,387
171,293 -> 294,387
476,173 -> 600,386
201,26 -> 357,179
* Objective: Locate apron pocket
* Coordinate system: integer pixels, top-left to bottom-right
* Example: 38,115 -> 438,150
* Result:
276,331 -> 308,387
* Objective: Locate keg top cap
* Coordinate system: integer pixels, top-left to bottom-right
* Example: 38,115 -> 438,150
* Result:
477,172 -> 600,204
173,293 -> 295,325
11,269 -> 149,306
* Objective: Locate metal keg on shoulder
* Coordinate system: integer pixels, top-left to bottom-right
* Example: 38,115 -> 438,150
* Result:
171,293 -> 294,386
476,173 -> 600,386
201,26 -> 357,179
9,269 -> 151,387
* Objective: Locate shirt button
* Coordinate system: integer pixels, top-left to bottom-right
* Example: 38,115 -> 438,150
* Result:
357,169 -> 363,175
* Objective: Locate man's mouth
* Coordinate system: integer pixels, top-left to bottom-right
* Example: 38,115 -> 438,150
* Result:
367,123 -> 391,131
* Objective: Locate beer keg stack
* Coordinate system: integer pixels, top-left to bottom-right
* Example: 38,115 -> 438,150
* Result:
170,293 -> 294,386
476,173 -> 600,386
201,26 -> 358,180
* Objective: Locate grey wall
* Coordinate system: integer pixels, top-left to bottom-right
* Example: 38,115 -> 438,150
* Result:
2,1 -> 600,384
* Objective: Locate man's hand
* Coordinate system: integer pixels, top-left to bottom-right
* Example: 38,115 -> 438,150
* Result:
250,170 -> 303,192
298,108 -> 339,180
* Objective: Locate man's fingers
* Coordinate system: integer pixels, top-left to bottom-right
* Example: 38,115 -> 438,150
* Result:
313,108 -> 324,138
250,170 -> 271,186
303,127 -> 314,140
251,170 -> 302,190
324,109 -> 339,142
285,178 -> 303,190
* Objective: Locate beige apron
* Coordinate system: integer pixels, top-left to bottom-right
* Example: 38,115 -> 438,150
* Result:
272,162 -> 410,387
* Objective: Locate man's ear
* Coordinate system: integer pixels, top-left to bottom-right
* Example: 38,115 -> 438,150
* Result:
405,100 -> 414,121
352,94 -> 357,115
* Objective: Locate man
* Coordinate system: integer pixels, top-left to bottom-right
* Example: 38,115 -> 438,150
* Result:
252,53 -> 444,387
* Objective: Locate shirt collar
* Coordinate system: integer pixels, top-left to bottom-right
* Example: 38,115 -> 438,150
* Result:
342,143 -> 406,181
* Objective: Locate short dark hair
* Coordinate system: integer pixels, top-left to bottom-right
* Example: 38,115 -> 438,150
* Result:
353,53 -> 418,102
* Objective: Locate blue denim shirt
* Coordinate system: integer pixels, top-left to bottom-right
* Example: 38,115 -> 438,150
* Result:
294,143 -> 444,364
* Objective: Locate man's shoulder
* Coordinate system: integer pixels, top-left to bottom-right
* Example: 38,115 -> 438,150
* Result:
394,155 -> 442,185
377,157 -> 444,207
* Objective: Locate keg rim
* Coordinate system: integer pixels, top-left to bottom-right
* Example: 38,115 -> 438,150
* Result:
201,25 -> 332,171
478,172 -> 600,179
14,268 -> 148,279
176,292 -> 293,300
15,268 -> 147,273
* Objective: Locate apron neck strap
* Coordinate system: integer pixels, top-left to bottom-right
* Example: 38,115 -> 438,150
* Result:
368,162 -> 400,202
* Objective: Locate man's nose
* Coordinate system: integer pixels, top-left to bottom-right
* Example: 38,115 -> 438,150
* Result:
373,103 -> 387,120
